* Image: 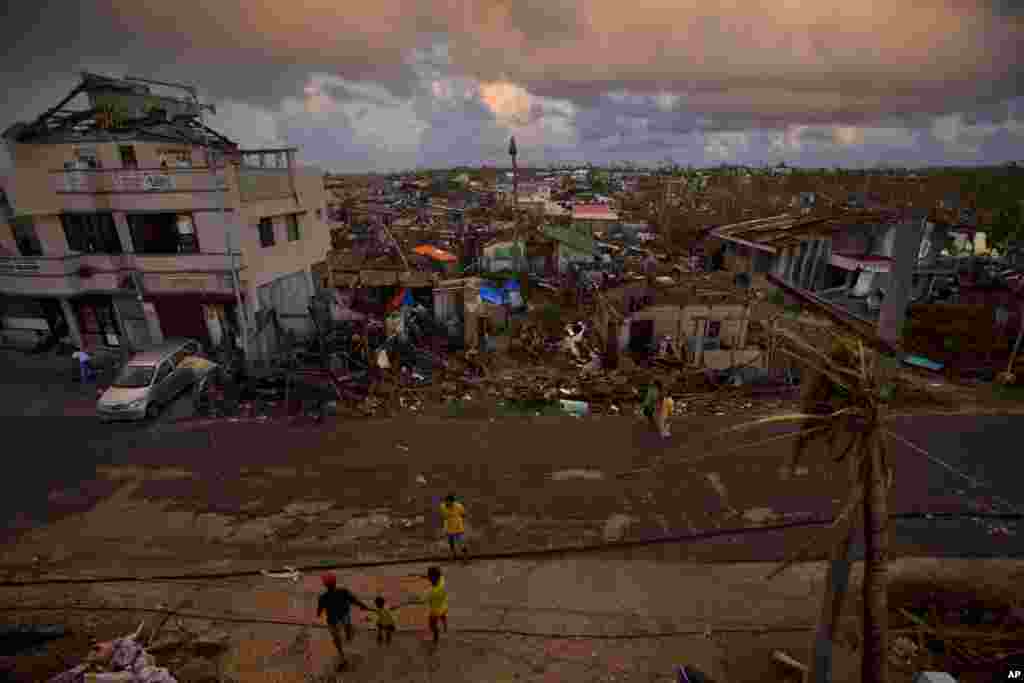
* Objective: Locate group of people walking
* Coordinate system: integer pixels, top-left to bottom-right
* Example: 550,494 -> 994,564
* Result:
316,565 -> 449,671
313,494 -> 468,671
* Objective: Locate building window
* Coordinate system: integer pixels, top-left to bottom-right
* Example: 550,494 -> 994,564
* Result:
126,213 -> 199,254
286,214 -> 301,242
0,189 -> 13,221
258,218 -> 275,247
65,147 -> 101,170
61,213 -> 123,254
118,145 -> 138,170
10,216 -> 43,256
158,149 -> 192,169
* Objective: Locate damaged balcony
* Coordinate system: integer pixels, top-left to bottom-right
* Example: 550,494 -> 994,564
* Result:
49,167 -> 227,212
236,148 -> 299,204
125,212 -> 239,295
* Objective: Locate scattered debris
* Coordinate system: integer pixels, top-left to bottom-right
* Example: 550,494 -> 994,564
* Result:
48,628 -> 178,683
549,469 -> 605,481
259,566 -> 301,582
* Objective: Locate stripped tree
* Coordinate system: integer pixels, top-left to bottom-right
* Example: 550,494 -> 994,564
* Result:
723,273 -> 914,683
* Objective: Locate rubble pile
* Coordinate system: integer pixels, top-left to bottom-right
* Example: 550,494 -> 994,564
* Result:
48,626 -> 179,683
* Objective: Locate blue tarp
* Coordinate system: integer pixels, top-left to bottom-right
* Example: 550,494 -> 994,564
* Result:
504,280 -> 520,291
904,355 -> 944,371
479,286 -> 506,305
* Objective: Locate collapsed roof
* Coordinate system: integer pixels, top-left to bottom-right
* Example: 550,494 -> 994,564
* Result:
711,209 -> 912,253
2,72 -> 237,150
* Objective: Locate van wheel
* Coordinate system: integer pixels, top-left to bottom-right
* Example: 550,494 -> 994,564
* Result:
146,402 -> 161,420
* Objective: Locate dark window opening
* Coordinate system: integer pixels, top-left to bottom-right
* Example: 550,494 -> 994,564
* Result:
75,298 -> 121,346
824,264 -> 848,290
258,218 -> 275,247
11,216 -> 43,256
127,213 -> 199,254
119,145 -> 138,170
0,189 -> 13,222
61,213 -> 122,254
286,214 -> 301,242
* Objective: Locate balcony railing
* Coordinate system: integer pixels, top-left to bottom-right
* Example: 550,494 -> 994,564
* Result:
0,252 -> 239,277
50,168 -> 226,194
0,255 -> 80,276
129,252 -> 238,272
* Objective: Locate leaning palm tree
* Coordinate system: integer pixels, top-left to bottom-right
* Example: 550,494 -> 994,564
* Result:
726,277 -> 904,683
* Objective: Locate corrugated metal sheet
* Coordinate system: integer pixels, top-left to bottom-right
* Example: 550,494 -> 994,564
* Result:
541,224 -> 598,256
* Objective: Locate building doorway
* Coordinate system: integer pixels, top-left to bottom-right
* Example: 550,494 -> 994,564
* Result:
74,296 -> 122,348
629,318 -> 654,354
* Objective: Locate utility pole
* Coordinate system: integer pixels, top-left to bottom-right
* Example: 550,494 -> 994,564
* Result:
510,136 -> 529,300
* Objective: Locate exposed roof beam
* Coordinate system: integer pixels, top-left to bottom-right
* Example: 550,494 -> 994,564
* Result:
29,83 -> 87,130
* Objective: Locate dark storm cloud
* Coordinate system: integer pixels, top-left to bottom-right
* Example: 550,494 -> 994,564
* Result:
2,0 -> 1024,171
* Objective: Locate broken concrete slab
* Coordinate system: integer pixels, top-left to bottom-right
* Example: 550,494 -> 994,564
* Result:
603,513 -> 632,542
194,513 -> 234,542
741,507 -> 778,525
549,469 -> 605,481
282,500 -> 334,517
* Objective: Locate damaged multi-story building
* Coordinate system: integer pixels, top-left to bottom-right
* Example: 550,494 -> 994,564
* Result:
0,72 -> 330,362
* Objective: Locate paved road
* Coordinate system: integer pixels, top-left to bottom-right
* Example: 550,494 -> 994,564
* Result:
2,348 -> 1022,572
2,407 -> 1023,576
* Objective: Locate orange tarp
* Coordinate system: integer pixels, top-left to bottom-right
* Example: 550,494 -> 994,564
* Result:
413,245 -> 457,262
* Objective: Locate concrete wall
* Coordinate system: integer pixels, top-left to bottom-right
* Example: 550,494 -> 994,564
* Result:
5,143 -> 68,214
16,215 -> 72,257
681,304 -> 749,347
632,304 -> 683,340
237,169 -> 330,309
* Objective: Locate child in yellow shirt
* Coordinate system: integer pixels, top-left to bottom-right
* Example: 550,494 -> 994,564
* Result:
406,565 -> 449,647
440,494 -> 469,561
657,392 -> 675,439
365,595 -> 401,645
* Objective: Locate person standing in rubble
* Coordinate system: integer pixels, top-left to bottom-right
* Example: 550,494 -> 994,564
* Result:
640,378 -> 662,434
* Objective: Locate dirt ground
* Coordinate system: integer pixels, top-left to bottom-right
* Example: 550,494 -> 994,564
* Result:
5,557 -> 1023,682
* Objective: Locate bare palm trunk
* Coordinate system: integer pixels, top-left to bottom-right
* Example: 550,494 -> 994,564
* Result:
861,432 -> 889,683
810,430 -> 863,683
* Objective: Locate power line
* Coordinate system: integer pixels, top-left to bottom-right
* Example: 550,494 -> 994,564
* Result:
1,512 -> 1020,588
0,603 -> 817,640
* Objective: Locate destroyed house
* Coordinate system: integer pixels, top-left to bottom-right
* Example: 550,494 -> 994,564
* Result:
0,72 -> 331,359
324,246 -> 436,317
712,209 -> 952,323
540,223 -> 600,274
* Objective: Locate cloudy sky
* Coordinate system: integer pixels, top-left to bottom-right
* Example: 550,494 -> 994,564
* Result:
2,1 -> 1023,172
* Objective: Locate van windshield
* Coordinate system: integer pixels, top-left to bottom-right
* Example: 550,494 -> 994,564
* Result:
113,365 -> 156,388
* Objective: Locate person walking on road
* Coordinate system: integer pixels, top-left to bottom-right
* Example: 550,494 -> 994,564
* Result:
656,385 -> 675,439
640,378 -> 662,434
316,572 -> 370,671
365,595 -> 401,646
408,566 -> 449,648
72,348 -> 94,383
440,494 -> 469,562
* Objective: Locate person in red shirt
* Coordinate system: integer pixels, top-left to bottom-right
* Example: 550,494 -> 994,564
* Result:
316,572 -> 370,670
